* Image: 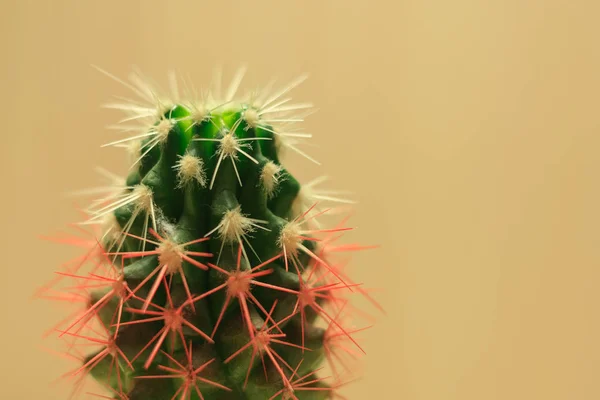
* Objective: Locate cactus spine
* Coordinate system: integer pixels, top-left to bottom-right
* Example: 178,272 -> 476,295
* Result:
38,67 -> 381,400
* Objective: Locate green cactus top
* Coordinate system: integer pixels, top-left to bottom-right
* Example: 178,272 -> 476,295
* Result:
39,67 -> 380,400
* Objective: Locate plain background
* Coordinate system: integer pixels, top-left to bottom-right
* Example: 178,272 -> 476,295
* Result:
3,1 -> 600,399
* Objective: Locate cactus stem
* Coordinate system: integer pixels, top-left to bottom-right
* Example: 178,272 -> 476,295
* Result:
40,67 -> 380,399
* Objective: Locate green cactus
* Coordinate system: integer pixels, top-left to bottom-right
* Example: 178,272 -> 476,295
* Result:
38,67 -> 381,399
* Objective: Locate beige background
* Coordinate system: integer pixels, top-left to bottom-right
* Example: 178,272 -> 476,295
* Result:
3,1 -> 600,399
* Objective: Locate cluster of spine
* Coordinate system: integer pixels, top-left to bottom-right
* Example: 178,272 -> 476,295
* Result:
37,67 -> 382,400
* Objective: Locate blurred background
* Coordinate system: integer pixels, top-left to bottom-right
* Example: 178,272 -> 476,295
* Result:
3,1 -> 600,399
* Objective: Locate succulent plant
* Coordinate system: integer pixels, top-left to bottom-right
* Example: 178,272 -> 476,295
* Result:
37,66 -> 383,399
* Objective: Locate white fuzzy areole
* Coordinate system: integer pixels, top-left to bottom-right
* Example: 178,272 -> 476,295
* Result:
190,102 -> 209,124
243,108 -> 260,128
175,154 -> 207,188
279,220 -> 302,256
158,239 -> 184,274
226,272 -> 251,298
218,207 -> 255,243
132,184 -> 154,212
254,330 -> 271,352
219,133 -> 239,158
154,118 -> 175,142
260,161 -> 282,198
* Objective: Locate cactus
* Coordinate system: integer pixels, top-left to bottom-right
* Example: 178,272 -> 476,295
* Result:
37,66 -> 382,399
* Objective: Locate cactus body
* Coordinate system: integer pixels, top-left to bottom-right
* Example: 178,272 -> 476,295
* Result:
39,68 -> 380,400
